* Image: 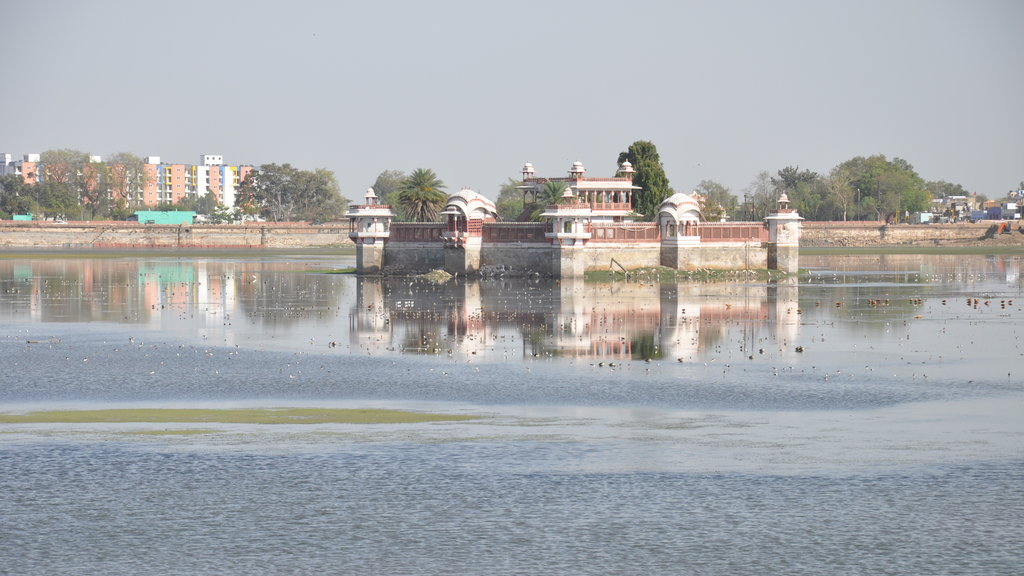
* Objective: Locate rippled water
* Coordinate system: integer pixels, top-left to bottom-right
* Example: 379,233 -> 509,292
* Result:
1,252 -> 1022,575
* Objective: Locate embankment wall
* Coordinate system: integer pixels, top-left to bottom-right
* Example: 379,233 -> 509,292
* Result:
801,221 -> 1024,246
0,222 -> 353,249
4,220 -> 1022,254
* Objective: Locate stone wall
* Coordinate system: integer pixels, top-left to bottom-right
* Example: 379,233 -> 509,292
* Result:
9,220 -> 1018,253
579,244 -> 662,272
801,221 -> 1014,246
0,222 -> 353,249
479,243 -> 551,275
699,244 -> 770,269
382,242 -> 445,274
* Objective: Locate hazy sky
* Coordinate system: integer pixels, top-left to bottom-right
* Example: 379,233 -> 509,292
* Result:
2,0 -> 1021,201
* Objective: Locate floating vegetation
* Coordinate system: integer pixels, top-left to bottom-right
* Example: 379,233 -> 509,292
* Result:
0,408 -> 479,425
314,267 -> 357,274
416,269 -> 454,284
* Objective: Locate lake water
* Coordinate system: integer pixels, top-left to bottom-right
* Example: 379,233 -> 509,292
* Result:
1,252 -> 1022,575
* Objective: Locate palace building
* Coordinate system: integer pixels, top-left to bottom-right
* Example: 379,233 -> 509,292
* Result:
346,160 -> 802,279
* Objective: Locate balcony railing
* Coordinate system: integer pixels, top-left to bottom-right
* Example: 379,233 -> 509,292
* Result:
588,222 -> 660,242
482,223 -> 547,243
389,222 -> 444,242
348,204 -> 392,210
698,222 -> 768,242
545,201 -> 632,211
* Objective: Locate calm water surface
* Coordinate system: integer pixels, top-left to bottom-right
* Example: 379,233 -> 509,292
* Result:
1,252 -> 1022,575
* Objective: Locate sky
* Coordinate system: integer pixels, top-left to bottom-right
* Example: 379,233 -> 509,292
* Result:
2,0 -> 1021,201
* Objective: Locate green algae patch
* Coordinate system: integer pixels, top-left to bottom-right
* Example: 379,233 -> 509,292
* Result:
0,408 -> 479,425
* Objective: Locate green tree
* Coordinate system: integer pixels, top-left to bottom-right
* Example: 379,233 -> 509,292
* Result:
771,166 -> 826,219
175,192 -> 219,216
36,181 -> 81,220
926,180 -> 969,199
526,180 -> 569,221
245,163 -> 347,222
837,155 -> 929,221
81,157 -> 112,218
371,169 -> 406,219
541,180 -> 567,204
825,166 -> 856,221
293,168 -> 347,222
235,172 -> 259,219
494,177 -> 525,221
617,140 -> 671,220
39,149 -> 87,187
0,174 -> 35,218
398,168 -> 447,222
105,152 -> 151,210
208,203 -> 235,224
693,179 -> 737,221
40,149 -> 103,218
251,163 -> 294,221
743,171 -> 777,220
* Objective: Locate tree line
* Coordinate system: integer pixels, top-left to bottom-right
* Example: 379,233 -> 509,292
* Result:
486,141 -> 1006,224
0,149 -> 350,223
0,149 -> 152,221
5,145 -> 1013,224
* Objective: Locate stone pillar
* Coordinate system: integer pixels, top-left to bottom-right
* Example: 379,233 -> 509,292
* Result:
345,188 -> 394,275
443,237 -> 482,277
552,241 -> 585,279
661,237 -> 701,270
355,240 -> 385,275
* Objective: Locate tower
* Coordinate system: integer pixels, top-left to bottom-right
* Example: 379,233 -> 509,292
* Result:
765,193 -> 802,273
345,188 -> 395,274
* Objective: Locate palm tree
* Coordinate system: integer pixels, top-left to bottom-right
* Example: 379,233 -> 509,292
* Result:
527,180 -> 570,221
398,168 -> 447,222
543,180 -> 568,205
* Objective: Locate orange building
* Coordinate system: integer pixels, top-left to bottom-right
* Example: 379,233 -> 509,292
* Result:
4,152 -> 251,209
1,153 -> 41,184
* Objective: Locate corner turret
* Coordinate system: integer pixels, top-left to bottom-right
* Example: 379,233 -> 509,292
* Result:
345,188 -> 395,274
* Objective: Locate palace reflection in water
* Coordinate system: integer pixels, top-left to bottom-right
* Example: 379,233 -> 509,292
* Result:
350,277 -> 800,362
3,253 -> 1022,364
0,257 -> 800,362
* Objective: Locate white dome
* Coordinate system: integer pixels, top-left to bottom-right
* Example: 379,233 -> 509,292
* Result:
658,192 -> 701,222
442,188 -> 498,220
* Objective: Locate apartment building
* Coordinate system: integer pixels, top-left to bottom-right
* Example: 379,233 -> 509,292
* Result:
3,152 -> 252,208
142,155 -> 252,207
0,153 -> 41,184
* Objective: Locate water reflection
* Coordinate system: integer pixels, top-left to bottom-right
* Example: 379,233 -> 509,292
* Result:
3,255 -> 1023,576
1,254 -> 1022,364
0,257 -> 347,329
351,276 -> 800,362
803,252 -> 1022,286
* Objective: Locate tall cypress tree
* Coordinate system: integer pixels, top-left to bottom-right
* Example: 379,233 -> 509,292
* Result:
617,140 -> 671,220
